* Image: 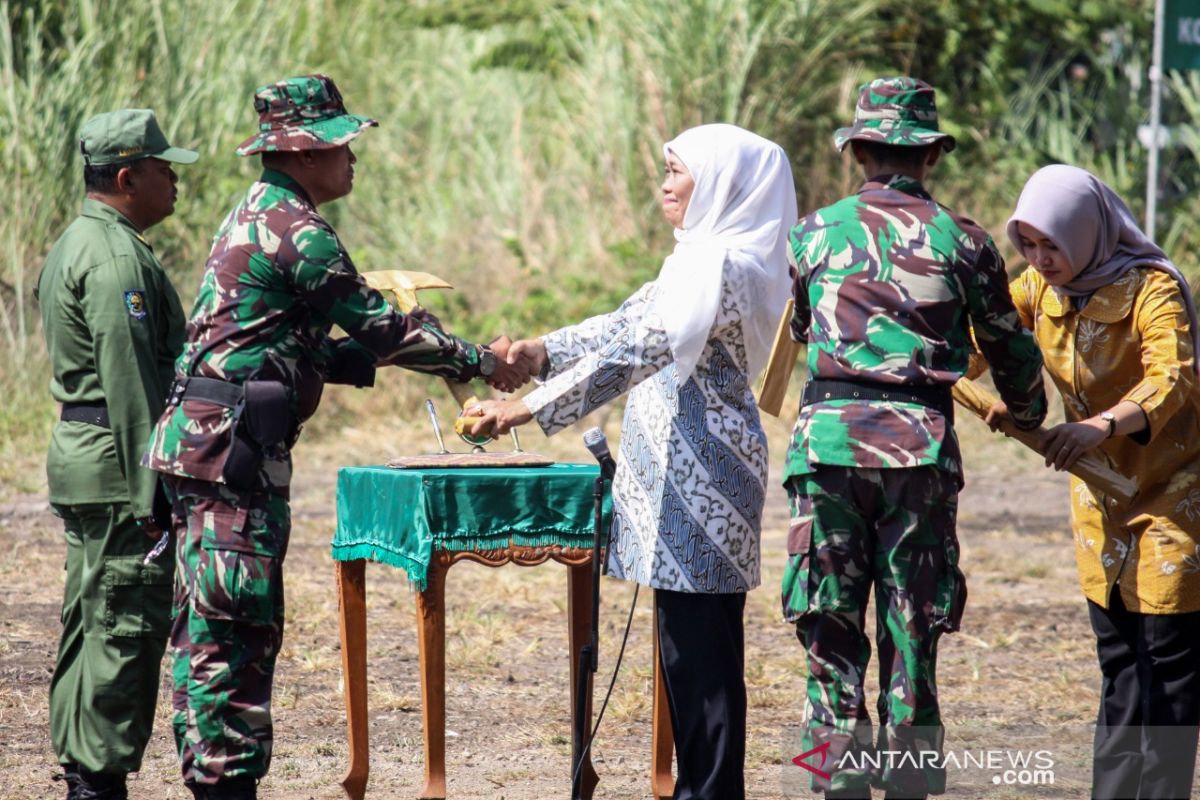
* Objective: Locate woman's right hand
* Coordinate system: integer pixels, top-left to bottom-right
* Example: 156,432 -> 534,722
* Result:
984,401 -> 1010,433
507,338 -> 548,376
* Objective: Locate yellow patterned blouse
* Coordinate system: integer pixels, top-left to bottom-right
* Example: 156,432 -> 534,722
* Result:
1009,267 -> 1200,613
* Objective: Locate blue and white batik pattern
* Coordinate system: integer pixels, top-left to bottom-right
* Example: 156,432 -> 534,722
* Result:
523,264 -> 768,593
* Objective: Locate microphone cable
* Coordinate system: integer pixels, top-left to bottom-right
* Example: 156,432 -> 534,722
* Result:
570,582 -> 641,790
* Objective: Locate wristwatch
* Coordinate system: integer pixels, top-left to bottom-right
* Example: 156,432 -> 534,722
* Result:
1099,411 -> 1117,438
477,346 -> 497,378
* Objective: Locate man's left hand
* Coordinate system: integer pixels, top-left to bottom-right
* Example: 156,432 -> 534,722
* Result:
137,517 -> 164,541
408,304 -> 444,329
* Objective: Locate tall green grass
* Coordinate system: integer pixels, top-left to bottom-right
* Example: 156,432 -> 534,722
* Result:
0,0 -> 884,481
0,0 -> 1194,489
0,0 -> 336,488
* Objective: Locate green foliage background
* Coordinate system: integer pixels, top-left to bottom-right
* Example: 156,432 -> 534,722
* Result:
1,0 -> 1195,488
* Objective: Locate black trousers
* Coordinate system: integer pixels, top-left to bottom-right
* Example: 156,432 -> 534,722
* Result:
1088,589 -> 1200,800
655,589 -> 747,800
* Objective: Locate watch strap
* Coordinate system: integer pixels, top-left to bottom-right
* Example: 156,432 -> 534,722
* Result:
1100,411 -> 1117,438
477,345 -> 497,378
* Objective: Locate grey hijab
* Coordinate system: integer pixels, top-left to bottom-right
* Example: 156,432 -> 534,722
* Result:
1006,164 -> 1199,373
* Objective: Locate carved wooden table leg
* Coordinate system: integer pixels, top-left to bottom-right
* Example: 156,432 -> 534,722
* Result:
567,562 -> 600,799
651,600 -> 675,800
416,553 -> 449,799
336,560 -> 369,800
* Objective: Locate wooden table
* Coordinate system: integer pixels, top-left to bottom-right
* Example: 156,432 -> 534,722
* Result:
331,466 -> 675,799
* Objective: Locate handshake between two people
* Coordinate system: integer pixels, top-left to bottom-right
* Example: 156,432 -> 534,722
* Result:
471,336 -> 545,437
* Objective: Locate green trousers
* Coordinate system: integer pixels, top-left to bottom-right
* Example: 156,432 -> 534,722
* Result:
50,502 -> 174,774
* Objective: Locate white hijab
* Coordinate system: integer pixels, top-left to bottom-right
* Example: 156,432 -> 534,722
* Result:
651,123 -> 798,383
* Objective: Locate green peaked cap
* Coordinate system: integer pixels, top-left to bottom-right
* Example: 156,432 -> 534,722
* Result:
79,109 -> 199,166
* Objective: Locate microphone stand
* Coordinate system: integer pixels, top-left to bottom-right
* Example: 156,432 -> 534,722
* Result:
571,469 -> 607,799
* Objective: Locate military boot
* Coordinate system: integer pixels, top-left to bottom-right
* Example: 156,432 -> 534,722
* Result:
72,769 -> 127,800
188,775 -> 257,800
51,764 -> 81,800
826,788 -> 872,799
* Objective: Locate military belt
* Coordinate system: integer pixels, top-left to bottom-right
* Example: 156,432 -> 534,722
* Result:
60,402 -> 111,428
171,375 -> 301,451
803,378 -> 954,421
172,376 -> 245,408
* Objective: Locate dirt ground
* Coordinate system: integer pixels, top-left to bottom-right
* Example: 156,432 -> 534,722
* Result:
0,408 -> 1104,799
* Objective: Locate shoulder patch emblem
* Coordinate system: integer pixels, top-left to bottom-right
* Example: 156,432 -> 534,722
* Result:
124,290 -> 148,320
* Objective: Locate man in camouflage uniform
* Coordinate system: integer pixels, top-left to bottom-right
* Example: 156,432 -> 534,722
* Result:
36,109 -> 197,800
782,77 -> 1047,799
143,75 -> 529,799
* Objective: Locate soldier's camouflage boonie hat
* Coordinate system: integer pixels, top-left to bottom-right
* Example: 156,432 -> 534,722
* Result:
236,74 -> 377,156
834,76 -> 956,153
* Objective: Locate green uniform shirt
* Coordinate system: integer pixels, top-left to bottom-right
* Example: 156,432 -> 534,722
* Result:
36,198 -> 185,517
783,175 -> 1046,485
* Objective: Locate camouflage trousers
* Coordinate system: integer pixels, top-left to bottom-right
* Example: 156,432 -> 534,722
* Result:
782,465 -> 966,796
166,476 -> 290,785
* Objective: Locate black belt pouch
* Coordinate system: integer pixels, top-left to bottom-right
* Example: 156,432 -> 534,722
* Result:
243,381 -> 290,447
221,381 -> 290,490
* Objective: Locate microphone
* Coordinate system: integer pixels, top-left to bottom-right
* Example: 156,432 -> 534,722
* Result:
582,427 -> 617,479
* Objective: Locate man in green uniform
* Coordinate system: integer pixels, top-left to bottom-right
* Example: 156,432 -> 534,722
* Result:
144,75 -> 528,799
783,78 -> 1047,798
35,109 -> 197,800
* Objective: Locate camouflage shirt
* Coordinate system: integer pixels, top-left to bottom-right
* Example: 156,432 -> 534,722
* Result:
145,169 -> 480,487
784,174 -> 1046,484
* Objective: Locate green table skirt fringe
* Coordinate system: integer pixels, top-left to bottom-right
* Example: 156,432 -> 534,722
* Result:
332,532 -> 596,591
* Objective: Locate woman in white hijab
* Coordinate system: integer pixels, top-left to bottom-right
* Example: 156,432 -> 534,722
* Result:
472,123 -> 797,799
988,164 -> 1200,800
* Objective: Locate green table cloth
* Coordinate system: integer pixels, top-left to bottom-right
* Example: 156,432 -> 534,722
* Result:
331,463 -> 612,590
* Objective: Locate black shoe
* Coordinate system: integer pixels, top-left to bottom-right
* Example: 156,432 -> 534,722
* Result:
827,788 -> 872,799
52,765 -> 81,800
73,769 -> 127,800
188,776 -> 257,800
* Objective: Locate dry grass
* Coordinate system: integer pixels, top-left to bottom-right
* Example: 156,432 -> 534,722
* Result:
0,392 -> 1124,798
